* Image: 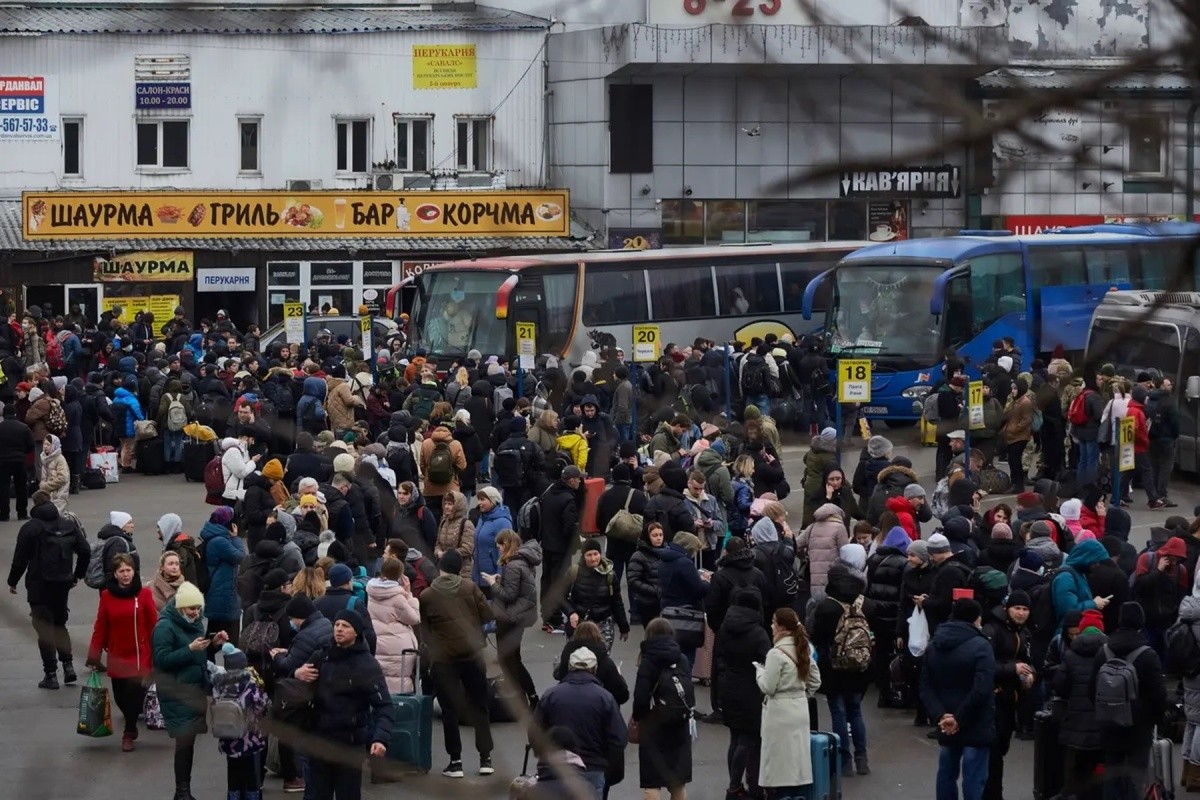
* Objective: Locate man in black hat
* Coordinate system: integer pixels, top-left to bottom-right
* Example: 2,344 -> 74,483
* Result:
539,464 -> 584,632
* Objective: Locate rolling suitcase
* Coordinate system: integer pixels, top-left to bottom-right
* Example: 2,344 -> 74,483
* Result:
182,440 -> 211,482
1032,709 -> 1064,800
1149,732 -> 1175,800
693,623 -> 715,685
804,731 -> 841,800
920,417 -> 937,447
136,437 -> 166,475
385,649 -> 433,773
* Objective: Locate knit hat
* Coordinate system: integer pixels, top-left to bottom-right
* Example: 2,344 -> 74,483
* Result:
891,455 -> 914,468
328,563 -> 353,586
510,415 -> 527,432
568,646 -> 598,671
1101,536 -> 1124,558
1059,498 -> 1082,521
952,598 -> 982,623
316,430 -> 335,448
333,453 -> 356,475
173,581 -> 204,609
882,527 -> 911,554
110,511 -> 133,528
661,464 -> 688,493
927,533 -> 951,554
1079,609 -> 1106,633
743,405 -> 761,420
1062,609 -> 1084,631
334,608 -> 366,637
263,568 -> 289,591
299,494 -> 320,509
265,521 -> 287,544
903,483 -> 926,500
867,435 -> 893,459
1016,491 -> 1041,508
839,543 -> 867,571
221,642 -> 248,671
439,550 -> 463,575
209,506 -> 234,527
582,538 -> 603,555
1118,601 -> 1146,630
1099,363 -> 1116,378
990,522 -> 1013,541
1029,520 -> 1055,540
262,459 -> 284,481
467,349 -> 482,362
907,540 -> 931,565
477,486 -> 503,506
1018,550 -> 1045,572
1005,589 -> 1031,609
561,464 -> 584,481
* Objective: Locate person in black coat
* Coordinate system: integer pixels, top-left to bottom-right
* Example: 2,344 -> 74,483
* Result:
1091,602 -> 1169,798
285,433 -> 332,489
313,563 -> 377,655
715,588 -> 771,798
626,526 -> 664,627
302,609 -> 394,798
453,413 -> 485,495
0,403 -> 34,520
61,385 -> 84,494
809,563 -> 876,775
595,464 -> 648,592
980,591 -> 1034,800
704,538 -> 770,633
81,377 -> 114,451
1091,537 -> 1131,636
562,540 -> 630,644
1050,608 -> 1106,800
1102,507 -> 1137,577
240,472 -> 275,551
632,625 -> 693,793
865,527 -> 909,707
538,466 -> 583,629
977,523 -> 1021,575
643,464 -> 697,538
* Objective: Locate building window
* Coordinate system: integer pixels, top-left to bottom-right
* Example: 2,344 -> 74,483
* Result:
238,117 -> 261,173
336,118 -> 371,174
136,119 -> 189,169
1127,114 -> 1168,178
62,117 -> 82,176
395,117 -> 431,172
610,84 -> 653,174
456,117 -> 491,171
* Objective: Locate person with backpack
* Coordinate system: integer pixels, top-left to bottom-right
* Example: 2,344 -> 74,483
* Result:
157,378 -> 193,474
208,642 -> 270,800
85,552 -> 158,752
295,374 -> 329,436
1069,372 -> 1106,488
562,538 -> 631,651
494,415 -> 546,517
6,489 -> 89,689
1132,534 -> 1189,660
200,505 -> 247,647
810,560 -> 876,777
633,617 -> 697,799
93,510 -> 140,587
314,562 -> 377,655
420,421 -> 467,525
403,372 -> 444,423
539,464 -> 585,632
1092,602 -> 1169,799
1048,608 -> 1107,799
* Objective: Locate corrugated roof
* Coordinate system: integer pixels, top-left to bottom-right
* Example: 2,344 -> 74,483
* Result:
978,66 -> 1192,94
0,201 -> 593,253
0,4 -> 547,35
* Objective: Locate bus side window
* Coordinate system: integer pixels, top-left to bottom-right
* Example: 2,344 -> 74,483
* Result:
1084,247 -> 1133,285
1029,247 -> 1085,288
581,268 -> 648,326
967,253 -> 1025,332
1136,243 -> 1185,291
780,258 -> 836,312
714,262 -> 780,315
542,273 -> 579,355
648,265 -> 717,320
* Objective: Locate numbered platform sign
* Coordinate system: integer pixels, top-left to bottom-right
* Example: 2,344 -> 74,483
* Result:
283,302 -> 305,346
838,359 -> 871,403
632,324 -> 660,363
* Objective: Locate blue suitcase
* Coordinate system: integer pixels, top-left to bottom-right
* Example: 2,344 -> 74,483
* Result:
385,649 -> 433,773
804,731 -> 841,800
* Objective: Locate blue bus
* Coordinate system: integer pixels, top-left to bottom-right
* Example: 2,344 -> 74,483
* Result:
801,223 -> 1200,421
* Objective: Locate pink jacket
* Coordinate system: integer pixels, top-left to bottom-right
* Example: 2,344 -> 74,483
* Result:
366,577 -> 421,693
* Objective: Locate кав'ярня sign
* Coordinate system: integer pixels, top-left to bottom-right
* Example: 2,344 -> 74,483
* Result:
22,190 -> 571,239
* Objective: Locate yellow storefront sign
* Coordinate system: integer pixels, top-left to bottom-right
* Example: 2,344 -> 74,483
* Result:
102,295 -> 181,323
22,190 -> 570,239
413,44 -> 477,89
93,251 -> 193,282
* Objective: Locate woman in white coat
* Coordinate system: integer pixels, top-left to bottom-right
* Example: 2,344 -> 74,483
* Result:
219,437 -> 255,502
366,556 -> 421,693
756,607 -> 822,795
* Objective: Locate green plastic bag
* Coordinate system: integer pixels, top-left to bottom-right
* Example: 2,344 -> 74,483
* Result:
77,670 -> 113,737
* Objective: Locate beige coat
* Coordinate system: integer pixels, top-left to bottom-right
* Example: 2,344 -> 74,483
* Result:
433,491 -> 476,578
40,451 -> 70,512
419,425 -> 467,499
324,377 -> 363,433
756,637 -> 822,788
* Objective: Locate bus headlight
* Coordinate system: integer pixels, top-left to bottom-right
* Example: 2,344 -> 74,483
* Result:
901,386 -> 931,399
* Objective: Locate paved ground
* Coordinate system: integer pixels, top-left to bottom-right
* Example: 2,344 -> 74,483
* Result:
0,426 -> 1189,799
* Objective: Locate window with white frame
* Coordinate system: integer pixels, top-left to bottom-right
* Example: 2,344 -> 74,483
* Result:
136,119 -> 189,169
395,117 -> 432,172
455,116 -> 491,172
1127,114 -> 1169,178
238,117 -> 261,173
336,118 -> 371,174
62,117 -> 83,177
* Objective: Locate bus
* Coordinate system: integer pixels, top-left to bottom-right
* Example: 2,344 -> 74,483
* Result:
1086,289 -> 1200,471
800,222 -> 1200,422
385,242 -> 872,366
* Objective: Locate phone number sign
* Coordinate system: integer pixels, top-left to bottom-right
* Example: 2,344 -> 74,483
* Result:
0,75 -> 59,142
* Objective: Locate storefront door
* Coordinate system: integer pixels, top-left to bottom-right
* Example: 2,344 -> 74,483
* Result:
24,284 -> 102,321
265,260 -> 399,326
66,285 -> 101,326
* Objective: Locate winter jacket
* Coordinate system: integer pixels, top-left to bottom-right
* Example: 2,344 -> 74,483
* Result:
1088,558 -> 1130,635
419,573 -> 494,664
388,487 -> 438,552
1001,392 -> 1035,444
1051,539 -> 1109,631
311,637 -> 395,747
419,425 -> 467,499
1090,627 -> 1168,754
433,492 -> 475,579
695,447 -> 734,509
596,482 -> 647,566
199,521 -> 245,622
885,495 -> 919,540
534,671 -> 628,773
240,472 -> 275,547
563,555 -> 629,633
897,563 -> 936,642
865,464 -> 926,527
981,604 -> 1032,708
851,453 -> 891,510
471,502 -> 513,587
110,387 -> 144,439
796,503 -> 849,596
556,431 -> 589,471
539,480 -> 581,555
924,555 -> 973,633
643,488 -> 697,539
87,580 -> 157,678
626,541 -> 664,620
95,523 -> 140,584
648,422 -> 681,462
703,547 -> 770,632
39,448 -> 69,512
1051,629 -> 1107,750
919,620 -> 997,748
220,439 -> 255,501
365,578 -> 421,694
810,566 -> 874,696
552,638 -> 630,704
273,611 -> 334,678
715,602 -> 772,735
488,539 -> 541,628
453,424 -> 485,493
1133,541 -> 1189,631
324,377 -> 363,434
657,542 -> 708,611
801,444 -> 839,525
152,598 -> 210,736
978,537 -> 1022,576
865,543 -> 908,641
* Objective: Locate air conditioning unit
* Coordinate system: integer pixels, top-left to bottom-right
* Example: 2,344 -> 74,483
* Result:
286,179 -> 323,191
373,172 -> 435,191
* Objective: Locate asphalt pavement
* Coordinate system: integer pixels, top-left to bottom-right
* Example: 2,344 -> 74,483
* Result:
0,426 -> 1189,799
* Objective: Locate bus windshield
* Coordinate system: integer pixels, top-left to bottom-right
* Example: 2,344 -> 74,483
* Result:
410,271 -> 509,357
827,264 -> 944,362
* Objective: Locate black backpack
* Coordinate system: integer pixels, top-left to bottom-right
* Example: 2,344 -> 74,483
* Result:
493,445 -> 526,489
38,522 -> 79,583
652,661 -> 696,722
759,540 -> 804,610
742,360 -> 768,396
1166,620 -> 1200,678
1028,570 -> 1065,638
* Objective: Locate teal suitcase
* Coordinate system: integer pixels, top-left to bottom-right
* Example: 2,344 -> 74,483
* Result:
385,649 -> 432,773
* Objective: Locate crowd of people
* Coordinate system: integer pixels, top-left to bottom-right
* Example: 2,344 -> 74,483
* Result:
1,304 -> 1195,800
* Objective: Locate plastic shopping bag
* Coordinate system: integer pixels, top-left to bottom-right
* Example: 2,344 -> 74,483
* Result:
143,683 -> 165,730
77,671 -> 113,737
908,607 -> 930,658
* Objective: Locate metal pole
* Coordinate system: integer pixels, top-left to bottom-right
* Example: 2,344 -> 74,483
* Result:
517,361 -> 523,406
723,345 -> 733,421
964,426 -> 971,483
631,362 -> 639,445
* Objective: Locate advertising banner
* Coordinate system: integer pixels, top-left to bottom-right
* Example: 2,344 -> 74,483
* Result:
0,75 -> 59,142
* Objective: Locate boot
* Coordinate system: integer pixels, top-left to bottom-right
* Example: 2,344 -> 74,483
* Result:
38,672 -> 59,690
244,793 -> 262,800
226,792 -> 243,800
855,754 -> 870,775
62,661 -> 77,685
173,783 -> 196,800
69,475 -> 80,494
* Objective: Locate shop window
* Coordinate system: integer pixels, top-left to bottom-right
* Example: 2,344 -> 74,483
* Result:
456,116 -> 491,172
395,117 -> 432,172
1030,247 -> 1085,289
582,267 -> 648,325
967,253 -> 1025,334
706,201 -> 747,243
649,266 -> 716,321
749,201 -> 825,242
1127,114 -> 1168,178
661,199 -> 704,245
136,119 -> 189,169
62,117 -> 82,177
238,117 -> 261,173
829,200 -> 868,240
609,84 -> 653,174
336,118 -> 371,174
715,262 -> 780,315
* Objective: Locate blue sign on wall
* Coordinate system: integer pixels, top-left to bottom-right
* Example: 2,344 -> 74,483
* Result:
135,82 -> 191,109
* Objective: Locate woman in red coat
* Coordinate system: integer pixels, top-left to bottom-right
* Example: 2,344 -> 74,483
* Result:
86,552 -> 158,751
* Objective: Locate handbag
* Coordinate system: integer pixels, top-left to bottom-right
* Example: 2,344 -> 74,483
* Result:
143,682 -> 165,730
77,670 -> 113,737
605,490 -> 643,544
272,676 -> 316,725
627,716 -> 641,745
661,605 -> 706,650
134,419 -> 158,441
